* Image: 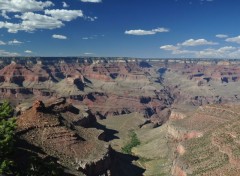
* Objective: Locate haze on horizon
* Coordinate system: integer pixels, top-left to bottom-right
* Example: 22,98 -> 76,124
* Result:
0,0 -> 239,58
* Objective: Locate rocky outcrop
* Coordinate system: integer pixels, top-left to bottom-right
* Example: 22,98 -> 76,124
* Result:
16,99 -> 114,175
167,125 -> 203,142
170,111 -> 186,120
2,57 -> 240,126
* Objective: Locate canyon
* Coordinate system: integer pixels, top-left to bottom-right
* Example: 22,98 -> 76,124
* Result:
1,57 -> 240,175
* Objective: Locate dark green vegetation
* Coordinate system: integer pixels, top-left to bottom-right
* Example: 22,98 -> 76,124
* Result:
122,131 -> 141,154
20,157 -> 63,176
0,101 -> 16,175
0,101 -> 63,176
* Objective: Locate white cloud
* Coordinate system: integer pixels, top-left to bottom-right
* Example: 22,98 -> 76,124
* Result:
172,49 -> 195,55
228,49 -> 240,58
160,36 -> 240,58
45,9 -> 83,21
82,35 -> 103,40
0,0 -> 54,13
197,49 -> 218,57
125,27 -> 169,36
160,44 -> 195,55
196,46 -> 235,58
0,50 -> 19,56
25,50 -> 32,53
84,52 -> 94,55
226,35 -> 240,44
81,0 -> 102,3
62,2 -> 69,8
0,41 -> 6,45
8,39 -> 23,45
1,10 -> 10,19
1,12 -> 64,33
52,34 -> 67,40
125,30 -> 155,35
0,2 -> 85,33
216,34 -> 228,38
84,16 -> 98,21
160,38 -> 238,58
0,22 -> 21,33
218,46 -> 236,52
20,12 -> 64,31
181,39 -> 218,46
152,28 -> 169,33
160,45 -> 179,51
82,37 -> 90,40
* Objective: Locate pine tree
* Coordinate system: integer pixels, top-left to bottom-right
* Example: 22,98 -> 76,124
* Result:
0,101 -> 16,175
0,101 -> 13,120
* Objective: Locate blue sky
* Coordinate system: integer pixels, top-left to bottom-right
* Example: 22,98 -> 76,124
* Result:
0,0 -> 240,58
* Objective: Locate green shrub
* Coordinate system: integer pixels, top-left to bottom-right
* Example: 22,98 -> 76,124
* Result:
122,130 -> 140,154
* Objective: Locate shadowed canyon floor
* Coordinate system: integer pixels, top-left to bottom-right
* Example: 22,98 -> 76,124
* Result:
2,57 -> 240,175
